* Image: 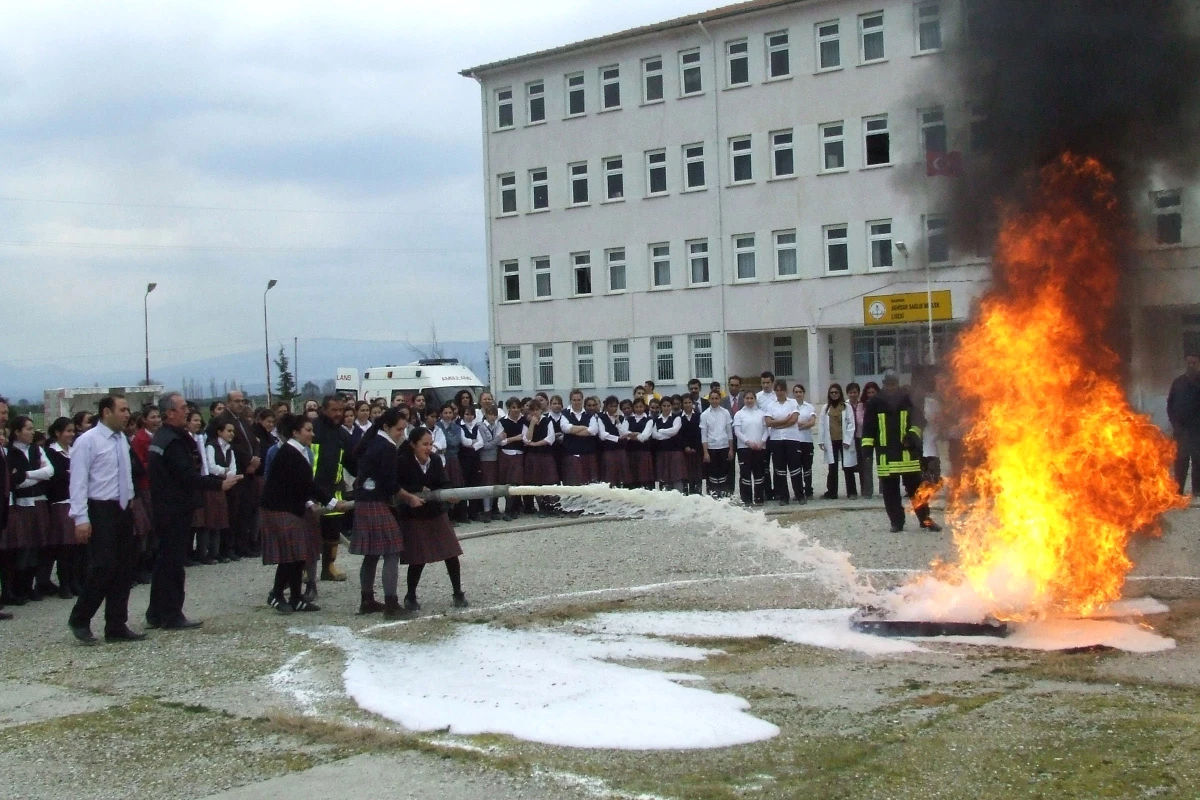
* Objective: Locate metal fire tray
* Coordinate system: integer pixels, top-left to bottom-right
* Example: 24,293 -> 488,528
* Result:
851,608 -> 1010,638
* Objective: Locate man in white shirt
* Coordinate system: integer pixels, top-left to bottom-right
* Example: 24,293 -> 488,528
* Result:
67,395 -> 143,644
755,371 -> 777,499
762,379 -> 806,505
699,390 -> 734,498
733,391 -> 769,505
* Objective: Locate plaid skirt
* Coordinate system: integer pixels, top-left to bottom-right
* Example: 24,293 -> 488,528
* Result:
656,450 -> 687,484
480,460 -> 498,486
350,500 -> 404,556
628,450 -> 655,485
601,449 -> 630,486
498,452 -> 524,485
400,514 -> 463,565
684,450 -> 704,483
0,502 -> 50,550
46,502 -> 76,547
204,489 -> 230,530
561,453 -> 598,486
131,493 -> 153,539
191,506 -> 206,528
443,454 -> 464,488
260,509 -> 315,565
524,450 -> 559,485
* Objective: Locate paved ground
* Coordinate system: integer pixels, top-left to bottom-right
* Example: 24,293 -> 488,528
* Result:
1,493 -> 1198,799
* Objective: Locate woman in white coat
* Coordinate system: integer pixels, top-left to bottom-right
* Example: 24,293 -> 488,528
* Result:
818,383 -> 858,499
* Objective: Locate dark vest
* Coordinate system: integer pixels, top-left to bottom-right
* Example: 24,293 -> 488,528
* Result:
8,444 -> 46,500
561,408 -> 597,455
654,414 -> 684,452
599,414 -> 625,452
499,417 -> 525,452
626,415 -> 651,452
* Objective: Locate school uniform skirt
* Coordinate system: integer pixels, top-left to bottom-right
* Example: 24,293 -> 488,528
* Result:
399,514 -> 463,565
684,450 -> 704,484
480,459 -> 498,487
260,509 -> 312,565
131,492 -> 153,539
443,453 -> 464,488
1,501 -> 50,549
656,450 -> 687,484
349,500 -> 404,556
203,488 -> 230,530
561,453 -> 598,485
524,449 -> 559,485
47,502 -> 76,547
498,451 -> 524,485
628,450 -> 655,485
601,447 -> 630,486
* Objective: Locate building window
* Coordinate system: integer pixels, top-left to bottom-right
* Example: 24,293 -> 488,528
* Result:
859,12 -> 885,63
926,215 -> 950,264
498,173 -> 517,215
646,149 -> 668,195
533,256 -> 551,298
691,335 -> 714,381
920,107 -> 947,155
734,234 -> 756,280
572,251 -> 592,296
727,39 -> 749,86
773,335 -> 794,378
642,57 -> 664,103
829,333 -> 837,377
915,2 -> 943,53
536,345 -> 554,388
853,326 -> 954,375
863,115 -> 890,166
610,340 -> 631,385
651,243 -> 671,288
526,81 -> 545,124
607,247 -> 627,292
496,87 -> 513,129
653,337 -> 675,383
569,162 -> 589,206
688,239 -> 710,285
1183,313 -> 1200,360
566,72 -> 585,116
680,49 -> 702,95
816,20 -> 841,70
683,143 -> 706,190
868,220 -> 894,270
820,122 -> 845,171
504,347 -> 522,390
766,30 -> 790,78
601,65 -> 621,109
1155,190 -> 1183,245
530,168 -> 549,211
825,225 -> 849,272
774,230 -> 797,277
770,130 -> 794,178
501,260 -> 520,302
575,342 -> 596,386
730,136 -> 753,183
603,156 -> 624,200
969,104 -> 991,152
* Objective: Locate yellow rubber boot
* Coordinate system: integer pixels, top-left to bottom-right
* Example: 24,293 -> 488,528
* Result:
321,541 -> 347,581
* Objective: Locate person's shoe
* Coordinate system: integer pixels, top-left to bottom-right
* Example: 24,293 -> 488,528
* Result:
291,599 -> 320,612
302,583 -> 319,603
37,580 -> 59,595
217,556 -> 231,564
890,524 -> 905,533
227,553 -> 242,562
69,622 -> 97,645
383,595 -> 405,619
501,512 -> 515,522
161,616 -> 203,630
359,592 -> 385,615
267,590 -> 294,613
452,592 -> 469,609
201,557 -> 217,566
104,626 -> 147,643
27,585 -> 43,602
821,492 -> 836,500
921,520 -> 944,533
778,498 -> 790,506
135,571 -> 152,585
797,494 -> 808,504
57,584 -> 74,600
0,610 -> 12,620
403,595 -> 421,612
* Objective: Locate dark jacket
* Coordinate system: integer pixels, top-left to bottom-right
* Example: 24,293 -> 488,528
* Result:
6,444 -> 41,501
0,444 -> 9,531
149,424 -> 223,514
861,390 -> 925,477
252,423 -> 276,462
396,447 -> 450,521
312,413 -> 356,499
1167,373 -> 1200,433
44,446 -> 71,504
213,411 -> 260,476
260,442 -> 328,518
354,432 -> 401,504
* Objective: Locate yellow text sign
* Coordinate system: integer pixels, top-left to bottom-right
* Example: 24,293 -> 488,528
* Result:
863,290 -> 953,326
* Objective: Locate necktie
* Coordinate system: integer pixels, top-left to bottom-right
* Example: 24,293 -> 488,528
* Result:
116,433 -> 132,509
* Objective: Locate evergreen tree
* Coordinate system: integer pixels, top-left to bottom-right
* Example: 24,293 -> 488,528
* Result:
274,345 -> 297,405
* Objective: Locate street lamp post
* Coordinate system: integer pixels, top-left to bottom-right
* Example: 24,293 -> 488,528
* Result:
264,280 -> 278,405
895,241 -> 936,366
144,282 -> 157,386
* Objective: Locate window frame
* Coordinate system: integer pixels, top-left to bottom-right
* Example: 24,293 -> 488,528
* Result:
729,135 -> 753,184
495,87 -> 514,130
498,173 -> 517,216
642,57 -> 664,104
858,11 -> 886,64
529,167 -> 549,212
650,242 -> 671,289
565,72 -> 586,117
815,20 -> 842,71
915,2 -> 944,54
610,340 -> 632,386
765,30 -> 791,79
679,48 -> 703,96
602,156 -> 625,202
769,129 -> 795,179
824,224 -> 850,274
600,64 -> 621,110
969,104 -> 991,153
533,256 -> 552,299
726,39 -> 750,87
733,234 -> 757,282
867,219 -> 895,271
503,346 -> 523,390
772,335 -> 795,379
501,259 -> 520,303
575,342 -> 596,388
925,215 -> 951,265
572,251 -> 593,296
773,229 -> 798,279
646,149 -> 668,196
653,336 -> 676,384
920,107 -> 947,156
820,121 -> 847,172
690,334 -> 714,381
568,161 -> 590,207
683,142 -> 706,191
535,344 -> 555,389
1153,189 -> 1184,246
687,238 -> 711,286
526,80 -> 546,125
606,247 -> 627,293
863,114 -> 891,167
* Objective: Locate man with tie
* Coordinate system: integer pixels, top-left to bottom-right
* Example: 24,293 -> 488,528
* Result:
146,392 -> 240,630
67,395 -> 142,644
212,391 -> 262,558
720,376 -> 744,415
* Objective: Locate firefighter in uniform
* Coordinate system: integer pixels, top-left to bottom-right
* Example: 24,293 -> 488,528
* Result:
311,396 -> 356,583
861,371 -> 942,533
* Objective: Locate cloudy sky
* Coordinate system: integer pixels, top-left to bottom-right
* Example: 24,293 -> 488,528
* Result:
0,0 -> 713,376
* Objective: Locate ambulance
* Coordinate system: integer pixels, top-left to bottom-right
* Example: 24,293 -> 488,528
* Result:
335,359 -> 486,409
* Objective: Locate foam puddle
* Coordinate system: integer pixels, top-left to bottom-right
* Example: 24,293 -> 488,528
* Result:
291,603 -> 1172,750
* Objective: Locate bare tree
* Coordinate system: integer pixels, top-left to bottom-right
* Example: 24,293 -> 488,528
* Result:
406,322 -> 447,361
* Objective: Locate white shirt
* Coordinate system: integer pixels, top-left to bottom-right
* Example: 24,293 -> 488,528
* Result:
69,424 -> 134,526
563,407 -> 601,438
795,401 -> 817,444
598,413 -> 629,443
12,441 -> 54,503
755,389 -> 774,409
287,437 -> 313,465
733,406 -> 769,448
523,417 -> 556,446
651,413 -> 681,440
205,439 -> 238,477
499,417 -> 527,456
699,406 -> 733,448
763,397 -> 802,442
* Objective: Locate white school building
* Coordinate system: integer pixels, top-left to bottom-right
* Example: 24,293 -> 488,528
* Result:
462,0 -> 1199,425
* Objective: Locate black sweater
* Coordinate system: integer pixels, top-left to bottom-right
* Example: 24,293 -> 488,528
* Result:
354,433 -> 400,504
260,443 -> 330,518
44,446 -> 71,504
396,448 -> 450,521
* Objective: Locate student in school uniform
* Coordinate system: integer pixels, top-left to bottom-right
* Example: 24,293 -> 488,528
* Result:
456,405 -> 485,523
733,391 -> 769,505
522,399 -> 559,514
699,390 -> 734,499
477,405 -> 501,521
43,417 -> 78,598
792,384 -> 819,500
436,403 -> 467,522
763,380 -> 806,505
397,426 -> 467,611
547,395 -> 566,482
349,407 -> 407,617
622,398 -> 655,489
497,398 -> 527,520
646,397 -> 662,485
679,395 -> 704,495
4,416 -> 54,603
560,389 -> 600,486
204,420 -> 238,562
597,396 -> 630,488
185,410 -> 211,565
652,397 -> 686,492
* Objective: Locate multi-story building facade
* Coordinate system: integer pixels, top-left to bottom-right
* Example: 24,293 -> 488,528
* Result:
462,0 -> 1198,425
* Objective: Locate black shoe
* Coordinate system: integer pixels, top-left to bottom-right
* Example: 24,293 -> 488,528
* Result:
69,623 -> 97,645
217,556 -> 231,564
302,584 -> 318,603
890,524 -> 905,533
27,585 -> 44,602
201,558 -> 217,566
359,592 -> 385,615
161,616 -> 203,630
778,498 -> 790,506
37,581 -> 60,595
0,610 -> 11,620
921,520 -> 943,532
227,553 -> 242,562
104,626 -> 147,643
135,572 -> 152,585
182,559 -> 198,568
57,585 -> 74,600
821,492 -> 836,500
268,590 -> 294,614
453,592 -> 469,608
291,599 -> 320,612
383,595 -> 407,619
403,595 -> 421,612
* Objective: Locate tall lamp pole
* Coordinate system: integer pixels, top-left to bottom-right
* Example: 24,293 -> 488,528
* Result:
264,279 -> 278,405
144,282 -> 157,386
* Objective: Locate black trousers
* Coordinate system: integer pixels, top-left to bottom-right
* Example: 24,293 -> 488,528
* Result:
880,471 -> 931,529
69,500 -> 138,633
229,476 -> 260,553
147,504 -> 193,625
705,448 -> 732,497
1175,429 -> 1199,495
798,442 -> 814,497
737,448 -> 767,504
855,440 -> 874,498
825,440 -> 858,498
769,440 -> 805,502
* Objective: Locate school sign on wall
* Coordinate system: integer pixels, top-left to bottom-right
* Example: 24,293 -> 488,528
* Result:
863,290 -> 953,326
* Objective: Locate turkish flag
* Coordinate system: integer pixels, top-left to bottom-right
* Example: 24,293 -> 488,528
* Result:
926,150 -> 963,176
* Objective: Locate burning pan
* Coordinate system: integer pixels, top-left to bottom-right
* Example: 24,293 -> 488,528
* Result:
851,608 -> 1010,638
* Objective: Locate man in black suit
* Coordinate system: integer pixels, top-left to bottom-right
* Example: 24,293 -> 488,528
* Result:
0,397 -> 11,621
212,390 -> 261,557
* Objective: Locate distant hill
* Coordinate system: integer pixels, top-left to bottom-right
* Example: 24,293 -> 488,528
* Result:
0,338 -> 489,402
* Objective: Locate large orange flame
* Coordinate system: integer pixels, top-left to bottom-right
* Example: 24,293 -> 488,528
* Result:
938,153 -> 1186,619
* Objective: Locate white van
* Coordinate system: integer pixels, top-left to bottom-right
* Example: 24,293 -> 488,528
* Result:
335,359 -> 486,410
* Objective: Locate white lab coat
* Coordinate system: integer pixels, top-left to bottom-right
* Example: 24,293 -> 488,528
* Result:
818,403 -> 857,468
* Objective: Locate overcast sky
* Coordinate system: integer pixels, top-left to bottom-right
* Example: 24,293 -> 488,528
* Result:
0,0 -> 713,374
